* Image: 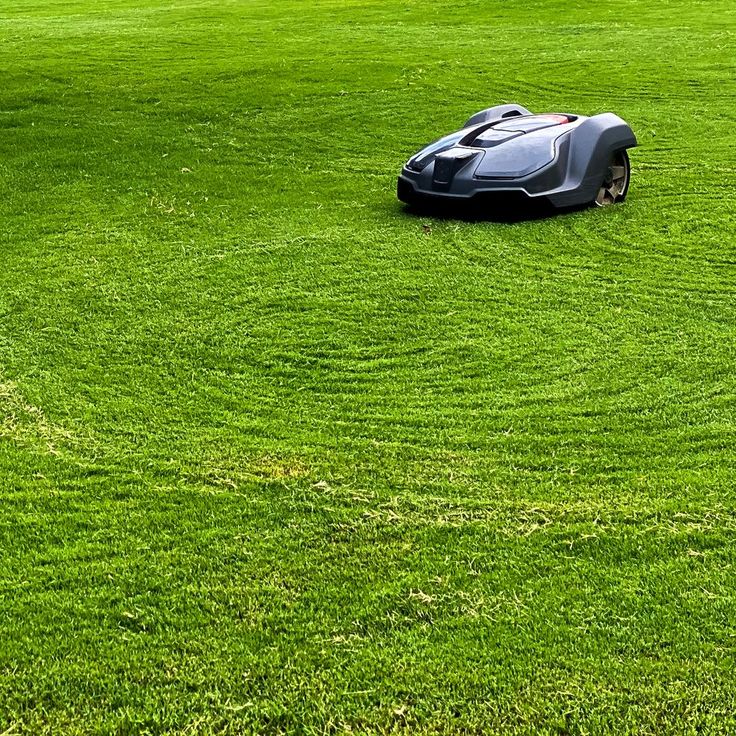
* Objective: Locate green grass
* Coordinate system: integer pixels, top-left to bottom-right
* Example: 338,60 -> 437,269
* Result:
2,0 -> 736,733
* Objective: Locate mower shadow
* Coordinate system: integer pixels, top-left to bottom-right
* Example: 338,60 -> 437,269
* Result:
398,197 -> 589,223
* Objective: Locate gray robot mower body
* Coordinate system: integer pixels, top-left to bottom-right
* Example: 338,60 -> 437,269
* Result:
397,103 -> 637,211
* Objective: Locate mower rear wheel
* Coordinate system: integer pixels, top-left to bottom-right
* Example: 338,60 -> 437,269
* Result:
594,149 -> 630,207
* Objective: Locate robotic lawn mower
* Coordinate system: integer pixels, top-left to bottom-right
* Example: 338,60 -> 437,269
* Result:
397,103 -> 637,213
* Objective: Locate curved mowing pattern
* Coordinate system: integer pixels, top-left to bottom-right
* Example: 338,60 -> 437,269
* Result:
1,0 -> 736,733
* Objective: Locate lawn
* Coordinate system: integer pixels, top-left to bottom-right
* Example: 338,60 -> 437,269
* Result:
1,0 -> 736,733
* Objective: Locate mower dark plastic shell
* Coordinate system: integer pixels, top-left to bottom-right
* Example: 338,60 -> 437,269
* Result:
397,104 -> 637,209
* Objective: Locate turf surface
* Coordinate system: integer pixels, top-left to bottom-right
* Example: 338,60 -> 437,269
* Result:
2,0 -> 736,733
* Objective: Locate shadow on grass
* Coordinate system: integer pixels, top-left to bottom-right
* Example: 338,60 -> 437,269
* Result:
396,193 -> 590,224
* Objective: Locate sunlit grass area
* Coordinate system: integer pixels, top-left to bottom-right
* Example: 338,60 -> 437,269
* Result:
1,0 -> 736,733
